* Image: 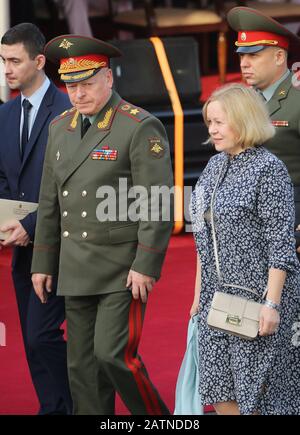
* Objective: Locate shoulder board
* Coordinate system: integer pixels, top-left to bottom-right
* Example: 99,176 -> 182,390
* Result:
51,107 -> 76,125
117,101 -> 149,123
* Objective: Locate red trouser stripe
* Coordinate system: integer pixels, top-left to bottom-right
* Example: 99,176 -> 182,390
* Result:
131,300 -> 163,415
124,299 -> 163,415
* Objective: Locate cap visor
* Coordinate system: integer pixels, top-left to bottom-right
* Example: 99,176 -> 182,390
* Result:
236,45 -> 266,54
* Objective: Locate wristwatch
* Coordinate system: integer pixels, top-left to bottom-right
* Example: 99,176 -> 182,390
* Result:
264,298 -> 281,312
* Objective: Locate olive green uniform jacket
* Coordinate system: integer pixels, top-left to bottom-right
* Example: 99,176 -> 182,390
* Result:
265,72 -> 300,187
31,91 -> 174,296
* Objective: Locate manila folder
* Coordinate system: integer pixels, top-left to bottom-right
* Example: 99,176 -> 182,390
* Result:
0,199 -> 38,240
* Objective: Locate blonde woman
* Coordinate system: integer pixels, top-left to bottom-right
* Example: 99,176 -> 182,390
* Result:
190,83 -> 300,415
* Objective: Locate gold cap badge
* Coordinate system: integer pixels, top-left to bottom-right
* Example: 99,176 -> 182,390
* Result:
59,39 -> 74,50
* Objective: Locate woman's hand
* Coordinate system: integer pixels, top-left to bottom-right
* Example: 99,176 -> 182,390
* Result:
259,305 -> 280,336
190,302 -> 199,318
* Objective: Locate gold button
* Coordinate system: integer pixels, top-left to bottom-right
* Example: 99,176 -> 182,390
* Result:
63,231 -> 69,238
82,232 -> 88,239
62,190 -> 68,197
82,190 -> 87,197
62,211 -> 68,218
81,211 -> 87,218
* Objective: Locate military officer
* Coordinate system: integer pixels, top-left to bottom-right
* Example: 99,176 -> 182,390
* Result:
227,7 -> 300,249
31,35 -> 173,415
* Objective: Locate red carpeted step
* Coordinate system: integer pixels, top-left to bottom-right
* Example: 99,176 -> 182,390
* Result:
0,248 -> 39,414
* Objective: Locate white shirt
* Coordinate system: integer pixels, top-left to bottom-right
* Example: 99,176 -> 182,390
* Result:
20,76 -> 51,142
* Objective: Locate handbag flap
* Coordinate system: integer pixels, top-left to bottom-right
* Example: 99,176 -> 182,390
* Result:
244,300 -> 262,321
207,308 -> 259,339
212,292 -> 261,321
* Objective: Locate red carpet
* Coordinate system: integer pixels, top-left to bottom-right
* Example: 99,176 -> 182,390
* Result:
0,234 -> 198,415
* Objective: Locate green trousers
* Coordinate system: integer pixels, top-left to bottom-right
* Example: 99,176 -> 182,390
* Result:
65,291 -> 170,415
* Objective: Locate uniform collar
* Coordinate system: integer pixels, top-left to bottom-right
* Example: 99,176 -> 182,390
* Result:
93,91 -> 121,131
82,90 -> 116,125
82,114 -> 97,125
258,69 -> 290,102
68,91 -> 121,132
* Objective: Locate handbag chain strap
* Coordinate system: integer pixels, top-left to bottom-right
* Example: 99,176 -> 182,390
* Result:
210,159 -> 267,299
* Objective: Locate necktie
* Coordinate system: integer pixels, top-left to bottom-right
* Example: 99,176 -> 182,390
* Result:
81,117 -> 91,138
21,99 -> 32,159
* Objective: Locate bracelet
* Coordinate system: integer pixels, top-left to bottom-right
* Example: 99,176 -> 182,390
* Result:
264,299 -> 281,312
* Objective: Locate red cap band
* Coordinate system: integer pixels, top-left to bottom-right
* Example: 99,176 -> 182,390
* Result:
236,31 -> 289,50
58,54 -> 109,74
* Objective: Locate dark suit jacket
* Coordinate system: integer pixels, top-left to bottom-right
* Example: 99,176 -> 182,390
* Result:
0,81 -> 70,271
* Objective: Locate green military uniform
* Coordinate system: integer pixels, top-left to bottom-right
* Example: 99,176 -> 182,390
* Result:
265,72 -> 300,187
31,36 -> 173,415
227,7 -> 300,224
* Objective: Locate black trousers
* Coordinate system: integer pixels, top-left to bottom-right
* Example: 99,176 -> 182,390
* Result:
12,267 -> 72,415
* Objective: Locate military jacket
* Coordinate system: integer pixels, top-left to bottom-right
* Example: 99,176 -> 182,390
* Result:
265,72 -> 300,186
31,91 -> 174,296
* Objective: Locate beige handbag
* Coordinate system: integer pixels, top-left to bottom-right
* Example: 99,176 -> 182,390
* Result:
207,292 -> 263,340
206,160 -> 265,340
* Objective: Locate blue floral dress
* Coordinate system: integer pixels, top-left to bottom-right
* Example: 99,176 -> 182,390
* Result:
190,146 -> 300,415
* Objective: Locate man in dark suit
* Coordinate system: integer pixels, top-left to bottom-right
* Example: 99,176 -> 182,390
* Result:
0,23 -> 72,414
